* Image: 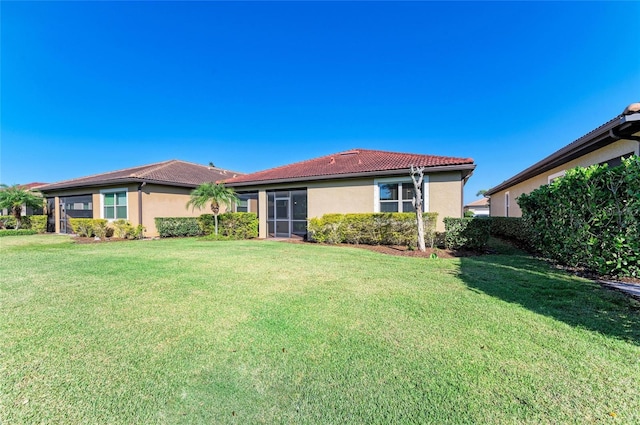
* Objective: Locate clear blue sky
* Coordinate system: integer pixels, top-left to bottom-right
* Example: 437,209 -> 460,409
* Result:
2,1 -> 639,202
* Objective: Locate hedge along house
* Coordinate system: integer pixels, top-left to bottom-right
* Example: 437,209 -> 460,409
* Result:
37,160 -> 243,237
486,102 -> 640,217
224,148 -> 476,238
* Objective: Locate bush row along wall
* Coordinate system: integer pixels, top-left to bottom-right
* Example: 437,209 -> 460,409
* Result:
518,156 -> 639,278
155,213 -> 258,239
0,215 -> 49,233
68,218 -> 144,239
443,217 -> 491,250
307,213 -> 438,247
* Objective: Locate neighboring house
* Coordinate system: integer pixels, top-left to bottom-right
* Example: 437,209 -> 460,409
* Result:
486,103 -> 640,217
37,160 -> 242,237
0,182 -> 48,217
463,197 -> 489,216
224,148 -> 476,238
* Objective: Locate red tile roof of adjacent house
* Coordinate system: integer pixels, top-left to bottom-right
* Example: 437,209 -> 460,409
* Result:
225,149 -> 475,186
38,160 -> 243,191
19,182 -> 48,190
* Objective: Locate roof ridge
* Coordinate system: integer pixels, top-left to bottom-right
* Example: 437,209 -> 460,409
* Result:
41,160 -> 175,187
134,159 -> 179,178
166,159 -> 246,176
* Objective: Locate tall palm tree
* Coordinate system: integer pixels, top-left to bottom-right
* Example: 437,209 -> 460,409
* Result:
0,184 -> 44,229
186,182 -> 239,235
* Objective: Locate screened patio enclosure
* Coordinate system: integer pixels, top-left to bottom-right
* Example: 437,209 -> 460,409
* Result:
267,189 -> 307,238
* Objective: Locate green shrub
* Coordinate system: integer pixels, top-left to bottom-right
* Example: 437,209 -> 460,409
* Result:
0,215 -> 31,229
489,216 -> 531,246
93,220 -> 108,239
307,213 -> 438,247
131,224 -> 145,240
198,213 -> 258,239
29,215 -> 48,233
444,217 -> 491,250
0,229 -> 38,237
518,156 -> 639,278
155,217 -> 202,238
69,218 -> 94,237
112,219 -> 134,238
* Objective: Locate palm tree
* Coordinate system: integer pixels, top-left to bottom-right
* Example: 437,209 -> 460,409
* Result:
186,182 -> 239,235
0,184 -> 44,229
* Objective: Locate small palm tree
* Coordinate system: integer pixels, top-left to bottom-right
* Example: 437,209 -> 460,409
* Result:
186,182 -> 239,235
0,184 -> 44,229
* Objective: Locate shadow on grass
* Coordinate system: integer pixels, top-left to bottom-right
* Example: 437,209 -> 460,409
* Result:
458,240 -> 640,346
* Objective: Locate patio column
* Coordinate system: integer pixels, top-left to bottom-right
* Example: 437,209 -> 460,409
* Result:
258,189 -> 267,239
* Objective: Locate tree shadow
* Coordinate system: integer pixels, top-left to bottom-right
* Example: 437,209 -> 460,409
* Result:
457,246 -> 640,346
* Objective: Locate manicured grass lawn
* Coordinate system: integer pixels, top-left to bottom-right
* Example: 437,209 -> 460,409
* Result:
1,235 -> 639,424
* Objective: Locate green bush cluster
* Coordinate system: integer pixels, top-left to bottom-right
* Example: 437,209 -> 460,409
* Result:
443,217 -> 491,250
489,217 -> 531,246
69,218 -> 109,238
155,217 -> 202,238
518,156 -> 639,278
0,215 -> 31,229
29,215 -> 48,233
110,219 -> 145,239
307,213 -> 438,247
0,229 -> 37,237
197,213 -> 258,239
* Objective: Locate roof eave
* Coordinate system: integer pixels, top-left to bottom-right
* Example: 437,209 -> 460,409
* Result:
486,114 -> 640,196
38,178 -> 200,192
225,163 -> 476,188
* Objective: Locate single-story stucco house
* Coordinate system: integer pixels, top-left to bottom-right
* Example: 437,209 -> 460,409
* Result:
224,148 -> 476,238
463,197 -> 489,216
38,160 -> 242,236
486,102 -> 640,217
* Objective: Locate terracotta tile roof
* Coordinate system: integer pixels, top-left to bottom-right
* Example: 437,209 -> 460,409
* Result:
225,148 -> 475,185
38,160 -> 243,191
18,182 -> 48,190
464,198 -> 489,207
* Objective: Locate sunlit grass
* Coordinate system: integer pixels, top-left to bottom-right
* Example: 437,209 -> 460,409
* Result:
1,237 -> 638,424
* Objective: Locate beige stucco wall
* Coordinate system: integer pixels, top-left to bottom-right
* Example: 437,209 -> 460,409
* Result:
307,178 -> 375,217
489,139 -> 639,217
428,171 -> 463,231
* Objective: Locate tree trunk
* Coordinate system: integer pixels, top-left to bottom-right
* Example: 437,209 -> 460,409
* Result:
211,202 -> 220,235
411,165 -> 426,252
12,206 -> 22,230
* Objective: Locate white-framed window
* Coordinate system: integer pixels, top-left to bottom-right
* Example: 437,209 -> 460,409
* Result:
374,177 -> 429,213
505,191 -> 510,217
100,188 -> 128,220
548,170 -> 566,184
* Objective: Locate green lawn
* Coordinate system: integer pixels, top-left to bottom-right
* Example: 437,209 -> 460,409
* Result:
1,235 -> 639,424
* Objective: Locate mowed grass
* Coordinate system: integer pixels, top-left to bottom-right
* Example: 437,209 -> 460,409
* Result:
1,236 -> 639,424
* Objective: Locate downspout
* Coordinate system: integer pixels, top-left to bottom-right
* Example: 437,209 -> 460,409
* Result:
138,182 -> 146,228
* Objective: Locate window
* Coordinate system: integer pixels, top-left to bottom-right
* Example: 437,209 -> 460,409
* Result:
376,176 -> 428,212
102,190 -> 127,220
548,171 -> 566,184
505,192 -> 510,217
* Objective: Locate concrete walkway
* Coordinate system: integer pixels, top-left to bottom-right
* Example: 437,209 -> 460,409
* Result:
600,280 -> 640,299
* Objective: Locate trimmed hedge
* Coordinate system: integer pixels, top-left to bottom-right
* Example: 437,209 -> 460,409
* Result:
69,218 -> 108,237
155,217 -> 202,238
518,156 -> 639,278
29,215 -> 48,233
489,216 -> 531,246
0,229 -> 38,237
307,213 -> 438,247
197,213 -> 258,239
444,217 -> 491,250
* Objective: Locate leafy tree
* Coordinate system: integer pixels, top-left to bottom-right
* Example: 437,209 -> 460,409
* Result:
186,183 -> 239,235
0,184 -> 43,229
476,189 -> 488,198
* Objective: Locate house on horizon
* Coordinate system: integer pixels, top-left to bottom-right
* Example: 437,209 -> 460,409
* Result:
37,160 -> 243,236
463,197 -> 489,216
486,102 -> 640,217
224,148 -> 476,238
